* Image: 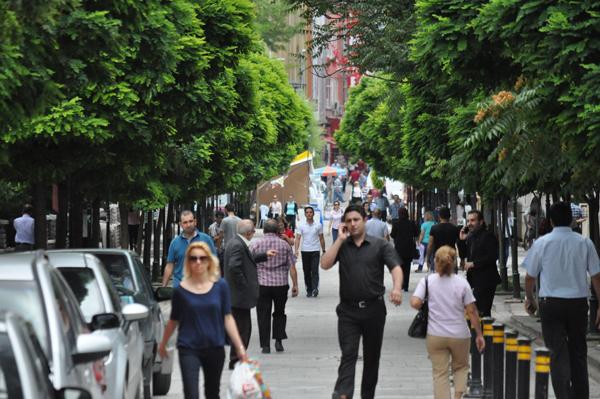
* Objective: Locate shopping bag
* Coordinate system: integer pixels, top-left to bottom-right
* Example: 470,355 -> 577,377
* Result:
227,360 -> 272,399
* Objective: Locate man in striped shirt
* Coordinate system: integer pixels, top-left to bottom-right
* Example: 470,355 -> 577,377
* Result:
251,219 -> 299,353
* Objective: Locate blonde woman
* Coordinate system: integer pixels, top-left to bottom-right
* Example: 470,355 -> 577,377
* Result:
410,246 -> 485,399
159,241 -> 247,399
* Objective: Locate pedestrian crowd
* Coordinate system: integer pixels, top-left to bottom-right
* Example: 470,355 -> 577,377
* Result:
150,159 -> 599,399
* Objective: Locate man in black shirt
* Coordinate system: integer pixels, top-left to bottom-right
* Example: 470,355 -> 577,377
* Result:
321,204 -> 403,399
426,207 -> 460,272
457,210 -> 500,317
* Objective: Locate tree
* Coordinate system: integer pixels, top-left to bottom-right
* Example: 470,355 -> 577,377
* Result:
254,0 -> 303,52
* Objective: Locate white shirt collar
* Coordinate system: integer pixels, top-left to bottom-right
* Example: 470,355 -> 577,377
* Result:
238,233 -> 251,247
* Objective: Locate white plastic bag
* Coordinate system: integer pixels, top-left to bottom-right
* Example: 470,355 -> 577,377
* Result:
227,362 -> 262,399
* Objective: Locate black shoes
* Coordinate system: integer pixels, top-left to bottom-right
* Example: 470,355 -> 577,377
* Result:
275,340 -> 284,352
306,291 -> 312,297
312,289 -> 319,297
261,346 -> 270,354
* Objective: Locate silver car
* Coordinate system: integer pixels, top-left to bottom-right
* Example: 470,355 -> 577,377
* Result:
48,252 -> 148,399
0,311 -> 94,399
0,251 -> 112,398
75,249 -> 175,398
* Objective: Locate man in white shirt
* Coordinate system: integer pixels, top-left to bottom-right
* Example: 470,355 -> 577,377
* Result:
13,204 -> 34,251
295,206 -> 326,297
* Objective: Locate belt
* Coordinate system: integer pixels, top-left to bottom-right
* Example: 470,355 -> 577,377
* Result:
342,296 -> 383,309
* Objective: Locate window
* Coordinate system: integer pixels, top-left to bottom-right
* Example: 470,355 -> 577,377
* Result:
93,254 -> 137,295
0,333 -> 23,399
0,282 -> 47,353
59,268 -> 105,323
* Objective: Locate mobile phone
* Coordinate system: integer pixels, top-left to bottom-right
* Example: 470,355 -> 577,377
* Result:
462,226 -> 469,234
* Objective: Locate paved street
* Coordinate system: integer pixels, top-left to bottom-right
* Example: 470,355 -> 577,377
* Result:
156,228 -> 600,398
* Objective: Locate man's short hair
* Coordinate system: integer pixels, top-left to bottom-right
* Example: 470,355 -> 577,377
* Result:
215,211 -> 225,218
263,219 -> 280,234
23,204 -> 33,214
180,210 -> 195,220
304,206 -> 314,213
343,204 -> 366,221
225,203 -> 235,213
439,207 -> 451,220
549,202 -> 573,227
468,209 -> 484,221
372,208 -> 382,218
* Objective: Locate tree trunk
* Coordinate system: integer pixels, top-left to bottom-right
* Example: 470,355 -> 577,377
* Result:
143,211 -> 152,274
68,186 -> 83,248
32,182 -> 48,249
500,197 -> 509,291
588,192 -> 600,250
153,208 -> 164,282
163,202 -> 175,272
106,200 -> 111,248
91,197 -> 101,248
511,196 -> 521,298
55,181 -> 68,249
118,203 -> 129,249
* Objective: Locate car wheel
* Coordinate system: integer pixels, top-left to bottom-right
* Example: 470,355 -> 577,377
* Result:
152,372 -> 172,396
143,367 -> 152,399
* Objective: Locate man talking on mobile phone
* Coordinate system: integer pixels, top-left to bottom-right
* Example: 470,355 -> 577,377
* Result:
321,204 -> 403,399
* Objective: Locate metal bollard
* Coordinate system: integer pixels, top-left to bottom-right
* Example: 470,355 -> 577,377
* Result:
517,337 -> 532,399
534,347 -> 551,399
464,319 -> 483,398
504,330 -> 518,399
482,317 -> 495,399
492,323 -> 505,399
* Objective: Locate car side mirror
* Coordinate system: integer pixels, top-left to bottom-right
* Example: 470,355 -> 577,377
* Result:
72,334 -> 111,364
155,287 -> 173,301
122,303 -> 149,322
57,387 -> 93,399
89,313 -> 120,331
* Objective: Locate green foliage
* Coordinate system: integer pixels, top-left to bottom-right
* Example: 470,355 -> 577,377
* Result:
253,0 -> 302,52
0,0 -> 316,209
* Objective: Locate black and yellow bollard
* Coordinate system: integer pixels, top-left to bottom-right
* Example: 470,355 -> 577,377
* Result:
517,337 -> 532,399
492,323 -> 505,399
534,347 -> 551,399
481,317 -> 495,399
504,330 -> 518,399
464,319 -> 483,398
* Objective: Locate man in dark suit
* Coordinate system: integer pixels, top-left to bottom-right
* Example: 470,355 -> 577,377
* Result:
458,210 -> 500,317
224,219 -> 275,369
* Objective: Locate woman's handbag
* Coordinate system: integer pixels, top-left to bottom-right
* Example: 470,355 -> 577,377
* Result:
408,276 -> 428,338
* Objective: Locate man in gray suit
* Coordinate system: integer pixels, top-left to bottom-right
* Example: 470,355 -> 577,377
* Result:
224,219 -> 276,369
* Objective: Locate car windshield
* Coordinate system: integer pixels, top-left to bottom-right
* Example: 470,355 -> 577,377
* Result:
0,282 -> 47,353
92,254 -> 137,295
0,333 -> 23,399
58,268 -> 105,323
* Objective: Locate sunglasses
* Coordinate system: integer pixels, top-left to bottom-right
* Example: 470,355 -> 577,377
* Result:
188,255 -> 209,262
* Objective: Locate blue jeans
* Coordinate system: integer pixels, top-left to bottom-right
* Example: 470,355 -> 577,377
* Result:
332,228 -> 339,242
178,346 -> 225,399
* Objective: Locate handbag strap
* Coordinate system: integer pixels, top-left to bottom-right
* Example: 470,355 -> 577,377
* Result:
424,275 -> 429,301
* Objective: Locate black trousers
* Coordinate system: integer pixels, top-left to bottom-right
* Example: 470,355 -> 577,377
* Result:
301,251 -> 320,293
179,346 -> 225,399
286,214 -> 297,231
256,285 -> 289,347
400,256 -> 413,291
229,307 -> 251,365
333,301 -> 386,399
472,283 -> 496,317
539,297 -> 589,399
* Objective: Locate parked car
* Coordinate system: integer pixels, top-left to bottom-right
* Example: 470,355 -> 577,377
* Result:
48,251 -> 149,399
75,249 -> 174,398
0,251 -> 112,398
0,311 -> 95,399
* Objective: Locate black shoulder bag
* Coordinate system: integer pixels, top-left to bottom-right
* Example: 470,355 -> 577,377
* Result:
408,276 -> 429,338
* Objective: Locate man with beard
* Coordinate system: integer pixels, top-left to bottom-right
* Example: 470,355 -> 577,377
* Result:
457,210 -> 500,316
